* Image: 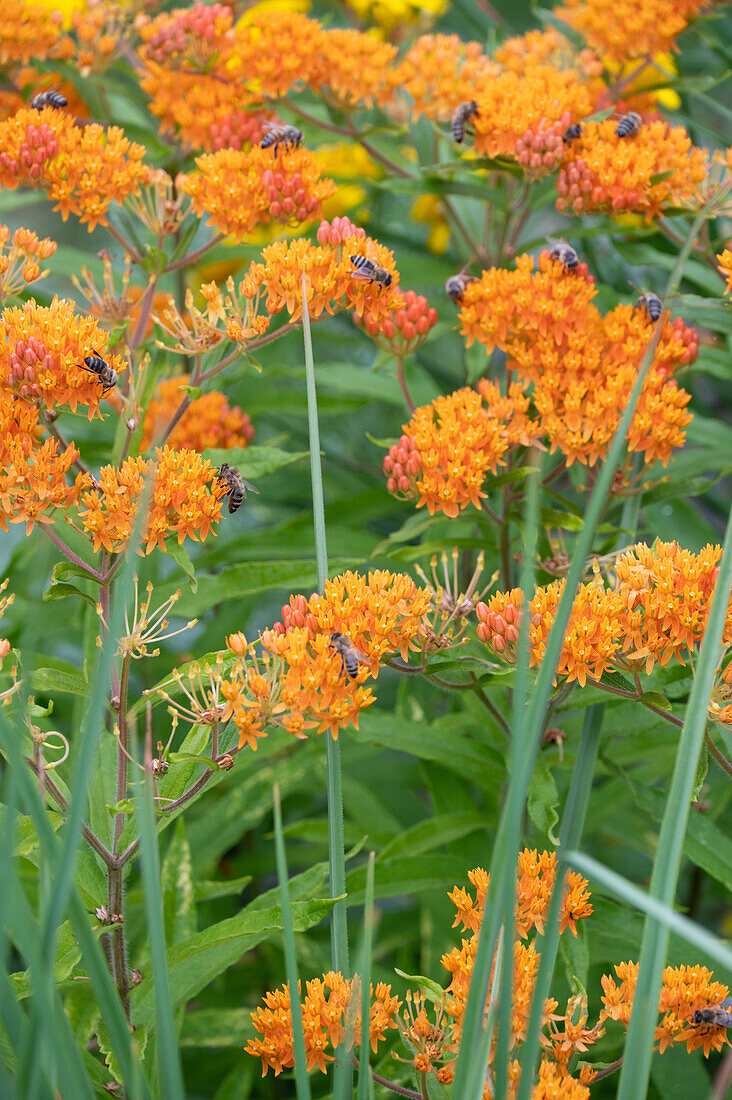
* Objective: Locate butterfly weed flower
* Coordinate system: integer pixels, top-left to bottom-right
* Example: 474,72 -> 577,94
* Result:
245,972 -> 401,1076
228,10 -> 326,100
76,447 -> 224,555
0,0 -> 67,65
413,548 -> 496,654
141,373 -> 254,452
71,1 -> 126,76
179,145 -> 337,242
0,297 -> 126,416
557,0 -> 712,65
396,33 -> 497,122
317,28 -> 399,110
353,288 -> 438,355
395,990 -> 451,1079
494,26 -> 602,80
0,223 -> 56,301
601,960 -> 730,1057
100,576 -> 197,660
718,248 -> 732,295
556,117 -> 708,218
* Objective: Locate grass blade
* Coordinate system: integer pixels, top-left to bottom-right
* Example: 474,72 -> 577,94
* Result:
515,704 -> 605,1100
273,782 -> 312,1100
302,273 -> 349,979
565,850 -> 732,969
615,503 -> 732,1098
358,852 -> 376,1100
133,711 -> 186,1099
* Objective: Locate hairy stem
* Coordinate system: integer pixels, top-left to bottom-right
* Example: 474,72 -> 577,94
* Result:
370,1071 -> 422,1099
24,757 -> 114,865
166,231 -> 224,272
105,222 -> 142,264
705,729 -> 732,777
41,526 -> 103,583
113,655 -> 132,851
128,276 -> 159,350
106,864 -> 130,1022
396,358 -> 416,414
592,1056 -> 623,1082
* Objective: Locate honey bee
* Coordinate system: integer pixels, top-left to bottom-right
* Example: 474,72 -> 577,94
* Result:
616,111 -> 642,138
547,239 -> 579,273
261,123 -> 303,156
562,123 -> 583,144
329,631 -> 368,680
350,254 -> 393,288
78,350 -> 117,394
215,463 -> 259,514
445,272 -> 477,303
451,100 -> 478,144
635,292 -> 663,322
691,999 -> 732,1029
31,90 -> 67,110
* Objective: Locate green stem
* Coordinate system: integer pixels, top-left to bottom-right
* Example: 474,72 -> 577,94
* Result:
302,275 -> 349,977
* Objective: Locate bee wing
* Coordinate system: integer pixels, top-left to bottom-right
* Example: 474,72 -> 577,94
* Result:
241,477 -> 260,495
350,269 -> 373,281
719,998 -> 732,1010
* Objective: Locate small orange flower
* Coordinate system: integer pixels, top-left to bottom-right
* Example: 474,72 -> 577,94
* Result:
250,220 -> 404,325
179,144 -> 336,241
0,297 -> 125,416
718,247 -> 732,295
0,0 -> 67,65
0,108 -> 150,231
245,972 -> 401,1077
140,373 -> 255,452
384,387 -> 528,518
353,288 -> 438,356
558,0 -> 711,65
471,65 -> 598,161
77,446 -> 224,555
317,28 -> 399,109
0,223 -> 56,300
229,10 -> 326,100
396,33 -> 496,122
556,117 -> 708,219
601,960 -> 730,1058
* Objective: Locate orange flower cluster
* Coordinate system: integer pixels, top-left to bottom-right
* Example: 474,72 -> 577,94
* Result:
558,0 -> 711,65
140,374 -> 255,452
471,65 -> 598,162
228,10 -> 326,101
476,540 -> 731,686
494,27 -> 601,81
0,223 -> 56,300
602,961 -> 730,1057
719,248 -> 732,295
245,972 -> 401,1077
0,297 -> 125,415
179,145 -> 336,241
459,250 -> 696,468
0,108 -> 149,230
438,854 -> 594,1091
556,118 -> 708,218
246,217 -> 404,326
222,569 -> 428,747
0,0 -> 68,65
0,388 -> 86,535
449,851 -> 593,941
383,387 -> 523,518
71,1 -> 123,76
77,447 -> 224,555
353,288 -> 438,356
396,33 -> 497,121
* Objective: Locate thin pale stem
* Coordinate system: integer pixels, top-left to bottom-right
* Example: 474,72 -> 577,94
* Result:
24,756 -> 114,865
469,677 -> 511,739
370,1071 -> 422,1099
592,1057 -> 623,1082
705,729 -> 732,777
197,323 -> 296,384
441,195 -> 489,265
396,358 -> 415,414
43,414 -> 92,477
166,231 -> 224,272
129,277 -> 159,350
105,222 -> 142,264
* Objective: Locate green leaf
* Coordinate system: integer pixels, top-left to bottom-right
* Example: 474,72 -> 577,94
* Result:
394,970 -> 446,1004
639,692 -> 673,711
131,897 -> 336,1032
168,751 -> 219,770
194,875 -> 252,902
161,819 -> 196,947
166,541 -> 197,594
30,665 -> 89,698
51,560 -> 100,585
527,756 -> 560,845
202,445 -> 308,481
378,811 -> 488,862
43,581 -> 97,608
179,1008 -> 254,1049
106,799 -> 135,816
162,557 -> 359,618
10,921 -> 80,1000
